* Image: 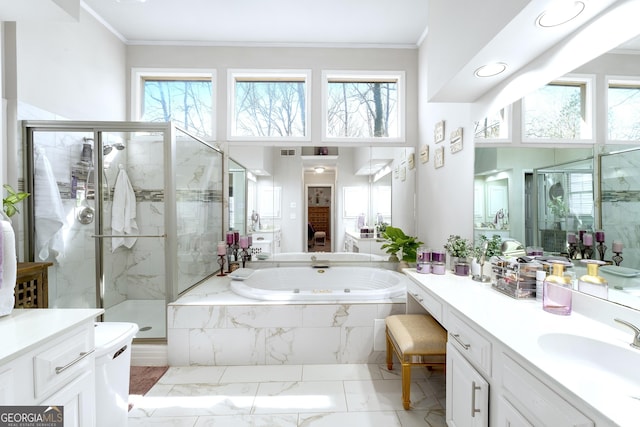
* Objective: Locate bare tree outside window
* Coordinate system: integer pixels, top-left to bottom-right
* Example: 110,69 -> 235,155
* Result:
142,79 -> 213,138
233,81 -> 306,137
524,83 -> 584,140
326,81 -> 398,138
608,84 -> 640,141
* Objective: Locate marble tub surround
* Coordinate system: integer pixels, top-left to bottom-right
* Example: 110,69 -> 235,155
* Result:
128,363 -> 446,426
404,269 -> 640,427
168,275 -> 405,366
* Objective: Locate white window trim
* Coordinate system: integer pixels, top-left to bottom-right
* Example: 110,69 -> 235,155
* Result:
521,74 -> 595,144
130,68 -> 217,140
606,75 -> 640,144
227,69 -> 312,142
473,104 -> 513,144
322,70 -> 406,143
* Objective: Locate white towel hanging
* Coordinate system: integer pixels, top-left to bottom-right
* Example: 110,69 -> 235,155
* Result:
111,166 -> 138,252
34,147 -> 65,261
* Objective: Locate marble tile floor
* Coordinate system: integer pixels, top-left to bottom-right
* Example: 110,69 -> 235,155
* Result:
128,363 -> 446,426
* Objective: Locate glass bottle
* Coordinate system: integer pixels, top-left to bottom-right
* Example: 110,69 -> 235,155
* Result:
543,262 -> 572,315
578,260 -> 608,299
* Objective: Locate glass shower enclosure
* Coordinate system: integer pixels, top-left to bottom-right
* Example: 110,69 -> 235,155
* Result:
23,121 -> 224,340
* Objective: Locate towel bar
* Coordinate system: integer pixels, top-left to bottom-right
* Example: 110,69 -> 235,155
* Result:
91,234 -> 167,238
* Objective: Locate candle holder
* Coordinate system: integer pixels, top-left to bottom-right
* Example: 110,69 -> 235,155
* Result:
596,242 -> 607,262
582,245 -> 593,260
217,254 -> 227,276
612,251 -> 624,266
568,242 -> 579,260
240,247 -> 251,268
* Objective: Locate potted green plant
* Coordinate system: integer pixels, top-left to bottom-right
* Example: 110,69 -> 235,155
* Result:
547,196 -> 568,230
380,226 -> 423,266
444,234 -> 473,275
2,184 -> 29,221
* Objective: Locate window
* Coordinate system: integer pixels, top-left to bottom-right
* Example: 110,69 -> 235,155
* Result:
132,69 -> 215,139
323,71 -> 405,142
608,78 -> 640,141
229,70 -> 310,141
474,106 -> 511,141
522,76 -> 593,142
475,106 -> 511,141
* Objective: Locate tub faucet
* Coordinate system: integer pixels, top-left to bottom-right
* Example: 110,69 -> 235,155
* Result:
614,318 -> 640,349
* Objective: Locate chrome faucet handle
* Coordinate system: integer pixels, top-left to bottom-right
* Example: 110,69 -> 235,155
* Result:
614,318 -> 640,349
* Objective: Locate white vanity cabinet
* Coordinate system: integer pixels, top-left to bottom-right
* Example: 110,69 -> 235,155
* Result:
403,271 -> 621,426
0,309 -> 102,426
446,342 -> 489,427
496,352 -> 594,427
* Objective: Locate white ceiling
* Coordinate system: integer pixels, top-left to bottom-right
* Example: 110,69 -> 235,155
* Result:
81,0 -> 429,47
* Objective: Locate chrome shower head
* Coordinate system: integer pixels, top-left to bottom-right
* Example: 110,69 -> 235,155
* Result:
103,145 -> 113,155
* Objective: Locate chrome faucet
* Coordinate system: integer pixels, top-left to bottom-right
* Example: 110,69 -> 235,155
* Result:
614,318 -> 640,349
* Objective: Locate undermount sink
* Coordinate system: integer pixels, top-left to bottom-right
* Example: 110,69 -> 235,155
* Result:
537,333 -> 640,393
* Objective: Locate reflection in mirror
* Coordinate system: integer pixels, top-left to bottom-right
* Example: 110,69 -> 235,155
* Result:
228,158 -> 246,235
534,157 -> 594,253
229,145 -> 405,261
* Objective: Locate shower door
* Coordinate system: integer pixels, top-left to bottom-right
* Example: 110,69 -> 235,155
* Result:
25,121 -> 224,341
98,130 -> 168,339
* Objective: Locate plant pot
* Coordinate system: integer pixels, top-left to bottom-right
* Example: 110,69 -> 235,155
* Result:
452,257 -> 470,276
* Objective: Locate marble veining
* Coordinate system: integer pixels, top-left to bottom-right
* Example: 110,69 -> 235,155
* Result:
168,275 -> 405,366
128,364 -> 446,427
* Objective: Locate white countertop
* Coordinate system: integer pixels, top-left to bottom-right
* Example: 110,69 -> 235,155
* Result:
0,308 -> 104,365
404,270 -> 640,427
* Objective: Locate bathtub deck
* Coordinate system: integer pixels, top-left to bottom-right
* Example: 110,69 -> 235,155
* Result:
168,274 -> 406,366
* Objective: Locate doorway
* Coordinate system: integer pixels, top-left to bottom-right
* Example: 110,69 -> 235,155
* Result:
307,186 -> 332,252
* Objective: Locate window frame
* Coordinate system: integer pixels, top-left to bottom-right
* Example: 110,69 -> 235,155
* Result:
322,70 -> 406,143
474,105 -> 513,144
521,74 -> 595,144
131,68 -> 217,140
606,75 -> 640,144
227,69 -> 312,142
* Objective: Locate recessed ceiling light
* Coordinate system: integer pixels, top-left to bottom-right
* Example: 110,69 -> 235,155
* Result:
314,166 -> 325,174
474,63 -> 507,78
536,1 -> 585,28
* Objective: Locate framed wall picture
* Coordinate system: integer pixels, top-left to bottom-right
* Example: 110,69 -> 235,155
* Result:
407,152 -> 415,170
450,127 -> 463,153
434,120 -> 445,143
420,145 -> 429,163
434,146 -> 444,168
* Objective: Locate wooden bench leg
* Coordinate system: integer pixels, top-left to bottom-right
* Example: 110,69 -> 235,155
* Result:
386,330 -> 393,370
401,361 -> 411,410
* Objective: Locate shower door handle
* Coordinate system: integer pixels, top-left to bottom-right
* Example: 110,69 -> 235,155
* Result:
91,234 -> 167,238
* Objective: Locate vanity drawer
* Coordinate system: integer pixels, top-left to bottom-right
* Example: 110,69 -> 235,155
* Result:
447,310 -> 492,377
407,280 -> 443,322
33,325 -> 94,400
500,352 -> 593,427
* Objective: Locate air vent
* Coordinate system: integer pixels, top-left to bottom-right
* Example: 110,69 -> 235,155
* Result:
280,149 -> 296,156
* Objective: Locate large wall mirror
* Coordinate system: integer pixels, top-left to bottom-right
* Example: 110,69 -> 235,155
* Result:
474,35 -> 640,311
228,144 -> 410,260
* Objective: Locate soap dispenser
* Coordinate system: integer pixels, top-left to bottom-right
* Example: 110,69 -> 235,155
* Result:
543,262 -> 572,315
578,260 -> 608,299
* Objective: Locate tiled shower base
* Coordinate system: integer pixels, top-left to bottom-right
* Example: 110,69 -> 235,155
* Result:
167,275 -> 406,366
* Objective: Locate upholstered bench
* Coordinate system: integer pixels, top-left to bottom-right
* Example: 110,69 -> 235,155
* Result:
385,314 -> 447,409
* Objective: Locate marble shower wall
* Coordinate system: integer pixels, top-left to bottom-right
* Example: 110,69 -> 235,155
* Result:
601,149 -> 640,269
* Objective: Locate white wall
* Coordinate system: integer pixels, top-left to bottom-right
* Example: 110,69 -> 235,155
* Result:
15,8 -> 126,120
417,43 -> 475,252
